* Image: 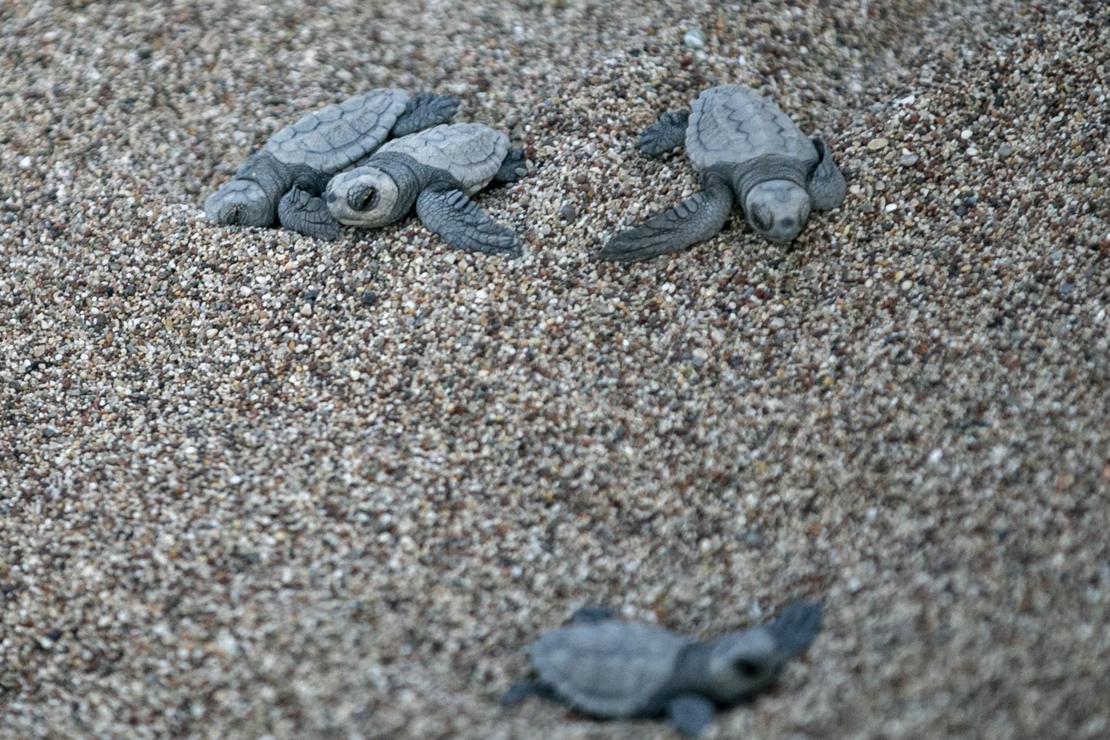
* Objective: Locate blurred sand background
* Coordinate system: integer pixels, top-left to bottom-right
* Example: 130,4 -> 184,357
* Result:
1,0 -> 1107,736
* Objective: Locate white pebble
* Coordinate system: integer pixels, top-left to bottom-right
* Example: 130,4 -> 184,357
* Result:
683,29 -> 705,49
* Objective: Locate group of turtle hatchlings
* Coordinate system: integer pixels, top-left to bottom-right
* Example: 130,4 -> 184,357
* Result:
205,84 -> 845,263
205,84 -> 832,737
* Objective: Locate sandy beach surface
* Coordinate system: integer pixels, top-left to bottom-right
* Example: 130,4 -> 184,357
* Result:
2,0 -> 1108,737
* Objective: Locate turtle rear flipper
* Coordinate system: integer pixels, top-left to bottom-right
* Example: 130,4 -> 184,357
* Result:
639,110 -> 689,157
567,606 -> 616,625
415,185 -> 521,257
278,186 -> 340,240
392,93 -> 460,138
666,694 -> 716,738
806,138 -> 846,210
600,174 -> 733,263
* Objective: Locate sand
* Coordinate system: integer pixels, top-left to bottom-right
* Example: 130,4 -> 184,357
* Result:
1,0 -> 1108,737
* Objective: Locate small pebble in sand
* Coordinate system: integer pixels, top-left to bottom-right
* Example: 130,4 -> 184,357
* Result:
868,137 -> 889,150
684,28 -> 705,48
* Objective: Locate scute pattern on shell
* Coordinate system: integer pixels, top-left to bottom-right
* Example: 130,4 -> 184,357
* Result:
687,85 -> 817,172
264,88 -> 410,173
531,621 -> 691,718
378,123 -> 510,193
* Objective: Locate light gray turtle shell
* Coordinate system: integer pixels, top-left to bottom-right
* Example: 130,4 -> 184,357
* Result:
263,88 -> 411,173
376,123 -> 509,193
686,85 -> 818,173
531,620 -> 692,718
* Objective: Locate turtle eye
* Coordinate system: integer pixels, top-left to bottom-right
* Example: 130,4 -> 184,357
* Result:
752,208 -> 773,232
734,658 -> 763,679
348,185 -> 378,212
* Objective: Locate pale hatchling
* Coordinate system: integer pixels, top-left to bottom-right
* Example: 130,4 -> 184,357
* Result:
602,84 -> 847,262
325,122 -> 527,256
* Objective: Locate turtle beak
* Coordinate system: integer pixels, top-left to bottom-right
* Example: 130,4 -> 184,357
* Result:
347,185 -> 378,212
224,205 -> 243,225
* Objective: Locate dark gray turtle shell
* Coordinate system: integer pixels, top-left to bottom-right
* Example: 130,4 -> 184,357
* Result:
531,620 -> 692,718
686,85 -> 818,173
376,123 -> 509,193
263,88 -> 411,174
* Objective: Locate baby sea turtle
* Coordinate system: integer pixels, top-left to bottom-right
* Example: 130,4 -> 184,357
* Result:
325,122 -> 527,256
502,601 -> 822,738
204,89 -> 458,240
601,84 -> 846,263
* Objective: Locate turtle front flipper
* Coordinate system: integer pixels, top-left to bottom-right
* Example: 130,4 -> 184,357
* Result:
494,148 -> 528,183
499,680 -> 560,708
806,138 -> 847,210
666,694 -> 716,738
392,93 -> 460,138
767,600 -> 823,658
415,185 -> 521,257
639,110 -> 689,157
600,174 -> 733,263
278,186 -> 341,240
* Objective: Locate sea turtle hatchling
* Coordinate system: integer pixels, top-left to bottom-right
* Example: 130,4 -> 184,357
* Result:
601,84 -> 847,263
325,122 -> 527,256
501,601 -> 823,737
204,89 -> 458,240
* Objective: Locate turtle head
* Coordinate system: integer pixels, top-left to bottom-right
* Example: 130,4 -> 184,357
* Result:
744,179 -> 811,243
326,166 -> 400,228
703,602 -> 822,705
703,628 -> 782,704
204,178 -> 274,227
